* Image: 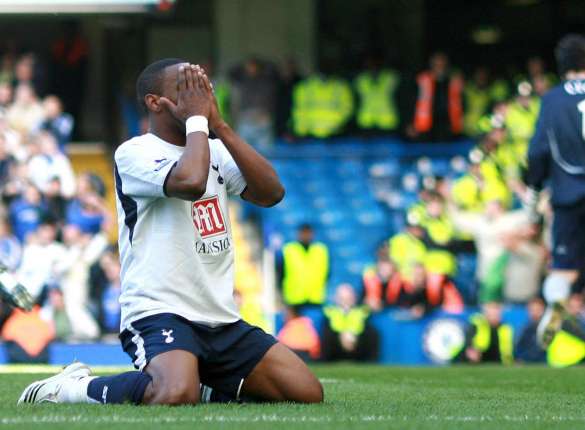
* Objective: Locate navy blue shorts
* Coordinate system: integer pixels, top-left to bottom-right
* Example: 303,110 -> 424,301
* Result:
552,202 -> 585,270
119,313 -> 277,398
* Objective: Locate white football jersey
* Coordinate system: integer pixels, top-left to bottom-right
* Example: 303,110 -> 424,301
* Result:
114,133 -> 246,330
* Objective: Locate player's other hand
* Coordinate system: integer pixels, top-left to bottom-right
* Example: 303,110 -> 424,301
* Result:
160,64 -> 213,122
199,69 -> 225,133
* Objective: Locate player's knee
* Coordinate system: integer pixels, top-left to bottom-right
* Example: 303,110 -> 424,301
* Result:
302,378 -> 324,404
155,381 -> 200,405
286,374 -> 323,404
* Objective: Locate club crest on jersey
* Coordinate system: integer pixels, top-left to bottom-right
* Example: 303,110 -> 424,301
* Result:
192,196 -> 227,238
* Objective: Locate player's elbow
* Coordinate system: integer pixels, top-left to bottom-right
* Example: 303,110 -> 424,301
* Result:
167,175 -> 209,200
259,184 -> 285,208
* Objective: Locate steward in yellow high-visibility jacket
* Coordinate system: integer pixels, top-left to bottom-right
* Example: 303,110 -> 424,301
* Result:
353,69 -> 400,131
322,284 -> 379,362
292,75 -> 353,138
461,303 -> 514,364
280,224 -> 329,306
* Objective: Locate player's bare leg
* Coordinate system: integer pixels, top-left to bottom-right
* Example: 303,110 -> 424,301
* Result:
142,350 -> 200,405
18,350 -> 200,406
240,343 -> 323,403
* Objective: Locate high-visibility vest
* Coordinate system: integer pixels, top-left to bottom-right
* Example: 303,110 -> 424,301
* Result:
324,305 -> 370,335
277,316 -> 321,359
414,71 -> 464,134
424,250 -> 457,277
490,79 -> 510,102
452,174 -> 483,212
389,232 -> 427,279
1,306 -> 55,357
463,83 -> 492,136
426,274 -> 464,313
362,265 -> 405,305
282,241 -> 329,305
354,70 -> 399,130
292,76 -> 353,138
547,330 -> 585,368
470,314 -> 514,364
505,98 -> 540,144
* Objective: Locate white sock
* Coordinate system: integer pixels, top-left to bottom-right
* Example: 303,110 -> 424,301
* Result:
60,376 -> 98,404
543,273 -> 571,304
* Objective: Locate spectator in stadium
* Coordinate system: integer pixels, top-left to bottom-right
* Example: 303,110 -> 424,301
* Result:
322,283 -> 379,362
8,182 -> 46,243
501,222 -> 546,303
388,213 -> 426,280
44,177 -> 68,221
59,224 -> 108,341
0,82 -> 13,109
391,263 -> 463,318
515,297 -> 547,363
523,56 -> 556,96
13,54 -> 45,97
47,287 -> 72,341
460,301 -> 514,364
292,67 -> 353,138
229,57 -> 279,148
0,53 -> 14,85
353,54 -> 400,135
65,173 -> 111,235
39,95 -> 74,152
0,132 -> 16,185
463,66 -> 499,137
0,217 -> 21,271
504,81 -> 540,165
99,250 -> 122,335
16,215 -> 66,301
27,132 -> 76,199
416,191 -> 458,277
1,306 -> 54,363
448,195 -> 533,303
6,84 -> 45,138
277,306 -> 321,361
362,248 -> 403,311
279,223 -> 329,308
407,52 -> 464,142
0,113 -> 25,162
275,58 -> 303,139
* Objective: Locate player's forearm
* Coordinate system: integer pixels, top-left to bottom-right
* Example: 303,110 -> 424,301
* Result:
166,131 -> 210,200
213,121 -> 284,207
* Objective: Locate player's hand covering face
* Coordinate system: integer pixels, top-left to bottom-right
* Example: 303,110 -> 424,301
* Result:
159,64 -> 214,122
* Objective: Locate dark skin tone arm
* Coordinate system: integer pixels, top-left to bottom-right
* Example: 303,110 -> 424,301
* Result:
202,73 -> 285,207
145,63 -> 214,201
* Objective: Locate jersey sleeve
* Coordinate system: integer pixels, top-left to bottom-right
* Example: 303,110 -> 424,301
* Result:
526,95 -> 551,190
213,139 -> 247,196
114,142 -> 178,198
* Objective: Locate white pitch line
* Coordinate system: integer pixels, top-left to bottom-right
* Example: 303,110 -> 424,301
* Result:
3,415 -> 585,425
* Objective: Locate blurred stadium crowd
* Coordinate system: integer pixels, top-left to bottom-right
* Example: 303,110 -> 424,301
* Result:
0,41 -> 577,366
0,50 -> 119,362
260,52 -> 573,365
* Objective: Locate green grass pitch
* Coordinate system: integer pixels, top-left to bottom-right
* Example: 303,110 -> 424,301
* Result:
1,364 -> 584,429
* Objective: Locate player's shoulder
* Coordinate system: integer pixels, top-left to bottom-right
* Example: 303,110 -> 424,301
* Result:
545,80 -> 585,102
115,133 -> 161,162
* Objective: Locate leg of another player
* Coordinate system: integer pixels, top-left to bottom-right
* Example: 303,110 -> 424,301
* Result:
241,343 -> 323,403
142,350 -> 200,405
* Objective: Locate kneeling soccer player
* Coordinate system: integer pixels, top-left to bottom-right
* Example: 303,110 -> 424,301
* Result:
18,59 -> 323,406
